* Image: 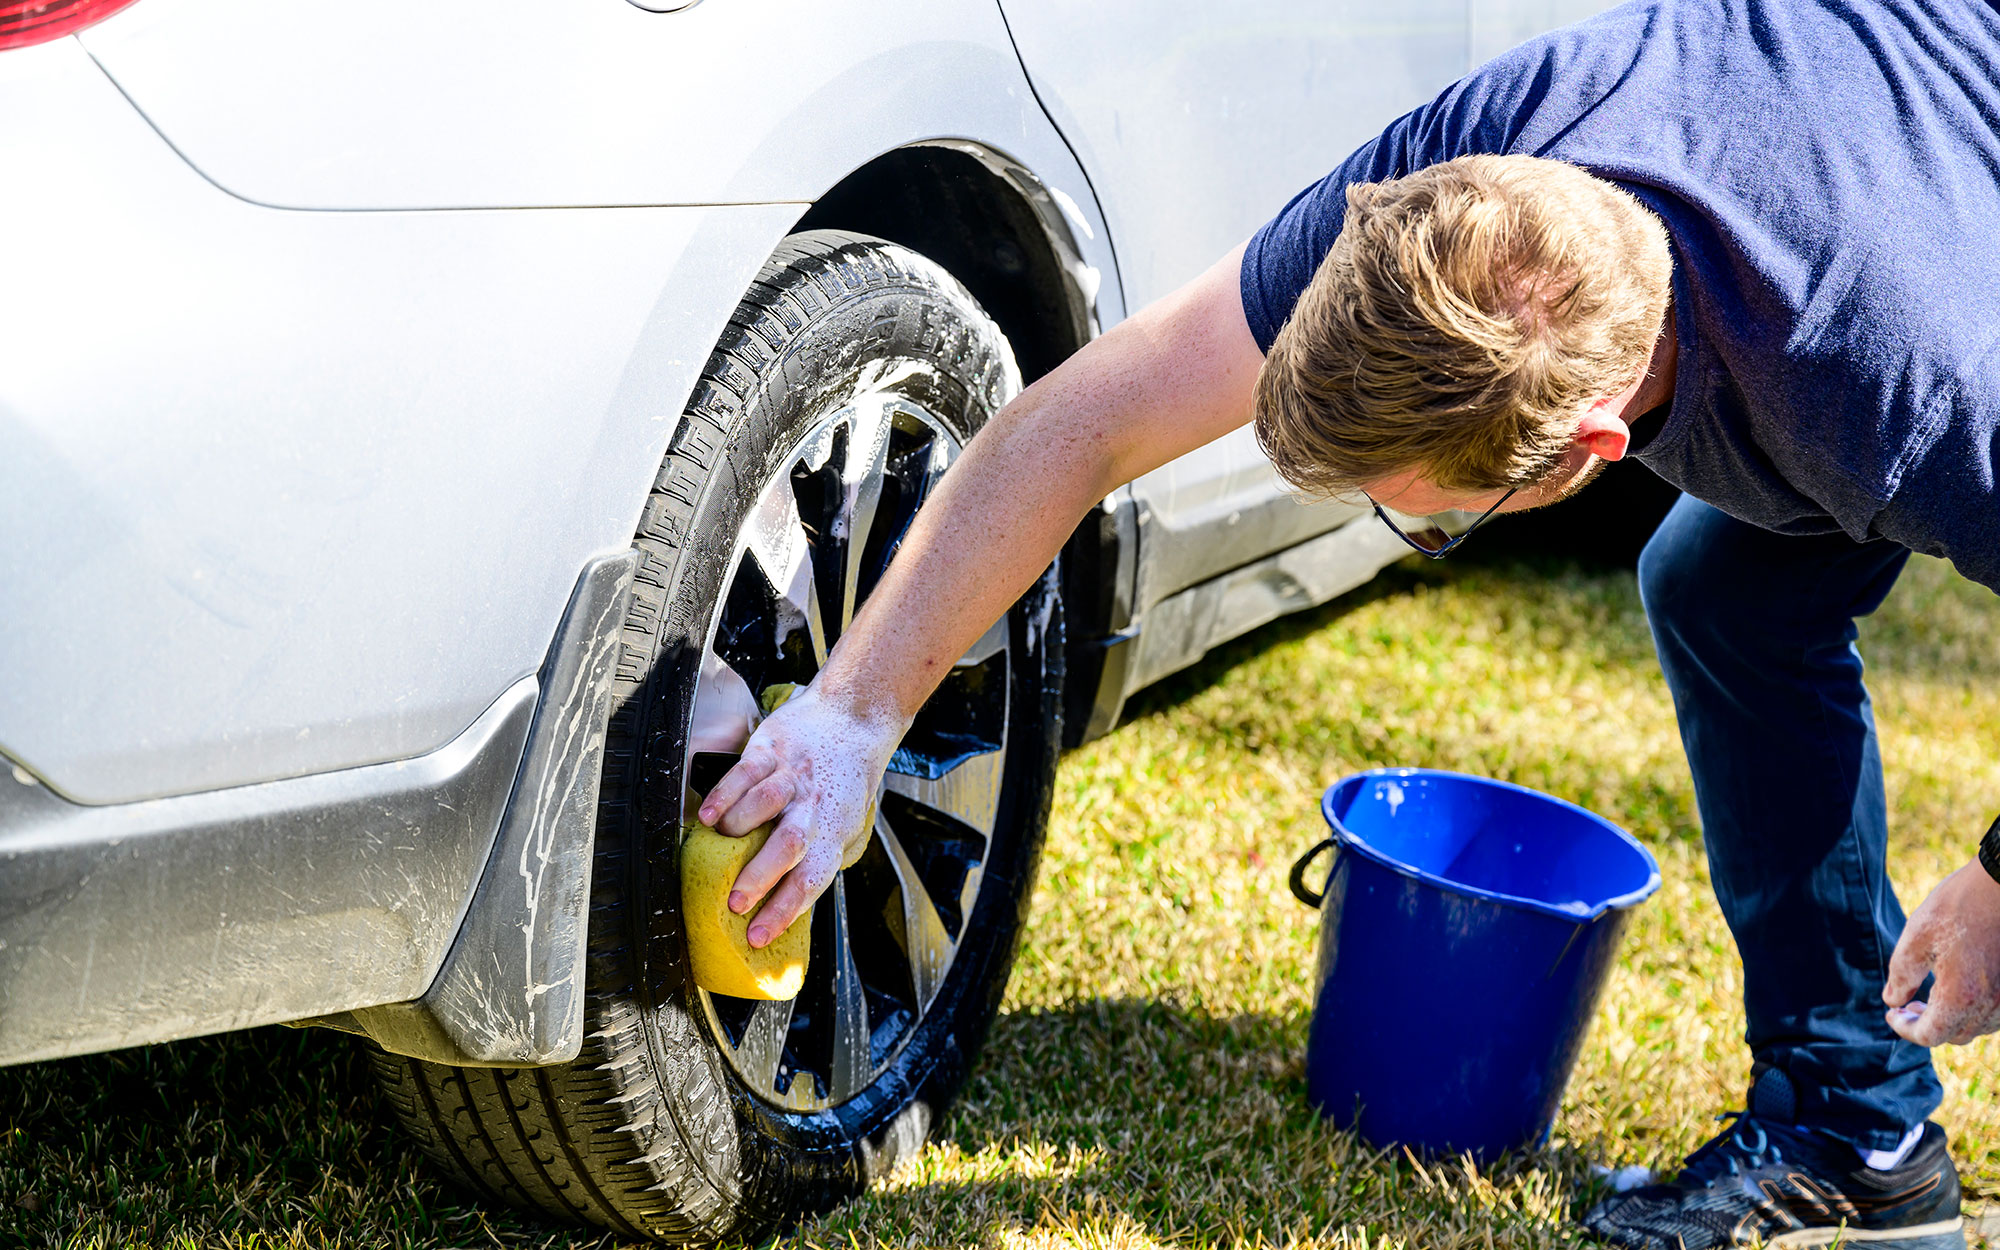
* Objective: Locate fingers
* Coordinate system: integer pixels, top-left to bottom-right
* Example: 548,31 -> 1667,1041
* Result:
729,815 -> 808,918
715,771 -> 798,836
724,786 -> 882,945
1886,998 -> 1934,1045
1889,995 -> 1983,1048
1882,916 -> 1933,1009
747,848 -> 840,949
699,746 -> 777,827
1884,914 -> 1941,1044
1892,976 -> 2000,1047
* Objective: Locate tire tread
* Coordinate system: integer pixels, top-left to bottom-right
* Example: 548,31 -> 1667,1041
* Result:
370,231 -> 1031,1241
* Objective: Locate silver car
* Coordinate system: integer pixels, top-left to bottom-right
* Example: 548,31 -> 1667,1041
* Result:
0,0 -> 1610,1238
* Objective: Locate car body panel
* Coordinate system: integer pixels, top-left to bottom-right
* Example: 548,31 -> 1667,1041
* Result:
0,678 -> 536,1066
0,40 -> 795,802
997,0 -> 1473,609
997,0 -> 1472,311
0,34 -> 1119,805
80,0 -> 1053,211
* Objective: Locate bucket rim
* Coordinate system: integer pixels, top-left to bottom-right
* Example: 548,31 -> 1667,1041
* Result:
1319,767 -> 1662,923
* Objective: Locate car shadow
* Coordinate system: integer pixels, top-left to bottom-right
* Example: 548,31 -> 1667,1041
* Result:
800,995 -> 1606,1249
0,1025 -> 591,1248
1112,458 -> 1679,733
1112,561 -> 1447,732
0,999 -> 1604,1249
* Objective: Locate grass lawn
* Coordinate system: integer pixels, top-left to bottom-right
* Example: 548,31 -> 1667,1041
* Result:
4,548 -> 1996,1249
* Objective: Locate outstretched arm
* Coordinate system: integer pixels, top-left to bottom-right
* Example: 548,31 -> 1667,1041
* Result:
698,242 -> 1266,947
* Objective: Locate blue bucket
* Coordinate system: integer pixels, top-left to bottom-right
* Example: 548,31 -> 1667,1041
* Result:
1289,768 -> 1660,1159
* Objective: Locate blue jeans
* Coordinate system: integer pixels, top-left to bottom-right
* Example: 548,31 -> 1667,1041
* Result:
1638,494 -> 1941,1152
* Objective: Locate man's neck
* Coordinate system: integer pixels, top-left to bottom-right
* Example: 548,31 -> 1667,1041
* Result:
1633,304 -> 1678,414
1622,304 -> 1679,446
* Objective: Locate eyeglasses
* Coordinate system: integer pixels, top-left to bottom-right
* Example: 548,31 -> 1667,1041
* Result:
1368,486 -> 1518,559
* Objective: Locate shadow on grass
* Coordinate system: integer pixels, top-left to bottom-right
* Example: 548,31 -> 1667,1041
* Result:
0,1001 -> 1601,1250
0,1026 -> 592,1249
1113,560 -> 1447,732
804,996 -> 1603,1249
1114,459 -> 1680,736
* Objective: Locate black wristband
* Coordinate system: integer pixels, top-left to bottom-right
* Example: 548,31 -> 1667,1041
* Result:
1980,814 -> 2000,886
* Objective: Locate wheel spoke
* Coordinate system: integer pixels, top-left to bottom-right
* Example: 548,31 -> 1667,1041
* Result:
874,809 -> 955,1008
828,876 -> 872,1101
838,399 -> 894,631
885,747 -> 1005,840
799,566 -> 830,666
925,425 -> 957,487
689,650 -> 759,755
744,474 -> 831,666
696,389 -> 1016,1113
733,996 -> 795,1097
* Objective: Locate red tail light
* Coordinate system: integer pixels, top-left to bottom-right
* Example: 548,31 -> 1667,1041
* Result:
1,0 -> 141,52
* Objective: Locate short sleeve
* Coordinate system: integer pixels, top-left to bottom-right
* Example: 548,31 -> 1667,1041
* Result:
1239,118 -> 1428,355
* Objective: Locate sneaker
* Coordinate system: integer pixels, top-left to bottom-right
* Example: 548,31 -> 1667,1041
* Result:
1581,1115 -> 1964,1249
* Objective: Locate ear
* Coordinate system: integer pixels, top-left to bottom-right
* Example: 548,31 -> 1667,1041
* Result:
1574,412 -> 1630,463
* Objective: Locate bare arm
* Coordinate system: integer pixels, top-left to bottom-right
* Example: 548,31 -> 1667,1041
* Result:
699,242 -> 1266,945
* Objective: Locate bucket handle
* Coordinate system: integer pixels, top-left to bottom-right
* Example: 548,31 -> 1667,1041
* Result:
1288,838 -> 1337,909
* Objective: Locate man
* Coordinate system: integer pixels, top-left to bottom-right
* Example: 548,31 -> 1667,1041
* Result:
699,0 -> 2000,1245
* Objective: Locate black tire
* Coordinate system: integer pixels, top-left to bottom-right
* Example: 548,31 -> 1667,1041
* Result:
370,231 -> 1063,1242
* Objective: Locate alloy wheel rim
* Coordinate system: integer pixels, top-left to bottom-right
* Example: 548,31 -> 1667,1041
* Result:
684,385 -> 1011,1112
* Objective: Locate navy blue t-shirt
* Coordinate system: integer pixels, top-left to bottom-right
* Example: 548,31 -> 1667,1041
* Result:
1242,0 -> 2000,590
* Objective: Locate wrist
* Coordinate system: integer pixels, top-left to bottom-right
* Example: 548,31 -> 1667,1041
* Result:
811,636 -> 927,732
1978,813 -> 2000,886
801,667 -> 915,740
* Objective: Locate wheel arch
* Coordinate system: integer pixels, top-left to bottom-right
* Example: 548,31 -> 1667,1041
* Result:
793,143 -> 1137,744
793,142 -> 1097,385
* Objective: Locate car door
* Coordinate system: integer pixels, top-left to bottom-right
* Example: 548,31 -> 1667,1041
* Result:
997,0 -> 1473,601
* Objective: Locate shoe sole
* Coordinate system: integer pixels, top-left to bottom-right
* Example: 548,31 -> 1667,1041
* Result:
1763,1217 -> 1964,1249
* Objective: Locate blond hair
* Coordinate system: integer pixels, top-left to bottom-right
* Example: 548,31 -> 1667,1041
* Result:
1253,154 -> 1671,496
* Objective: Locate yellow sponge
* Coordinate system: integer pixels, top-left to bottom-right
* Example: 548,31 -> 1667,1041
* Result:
681,821 -> 812,1000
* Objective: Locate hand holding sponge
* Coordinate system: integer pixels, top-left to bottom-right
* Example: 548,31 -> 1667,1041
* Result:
681,819 -> 813,1000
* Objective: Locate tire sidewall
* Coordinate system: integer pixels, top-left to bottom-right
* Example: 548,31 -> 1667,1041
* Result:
623,233 -> 1061,1228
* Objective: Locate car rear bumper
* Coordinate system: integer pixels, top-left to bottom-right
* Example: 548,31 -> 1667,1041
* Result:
0,678 -> 535,1065
0,551 -> 636,1068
